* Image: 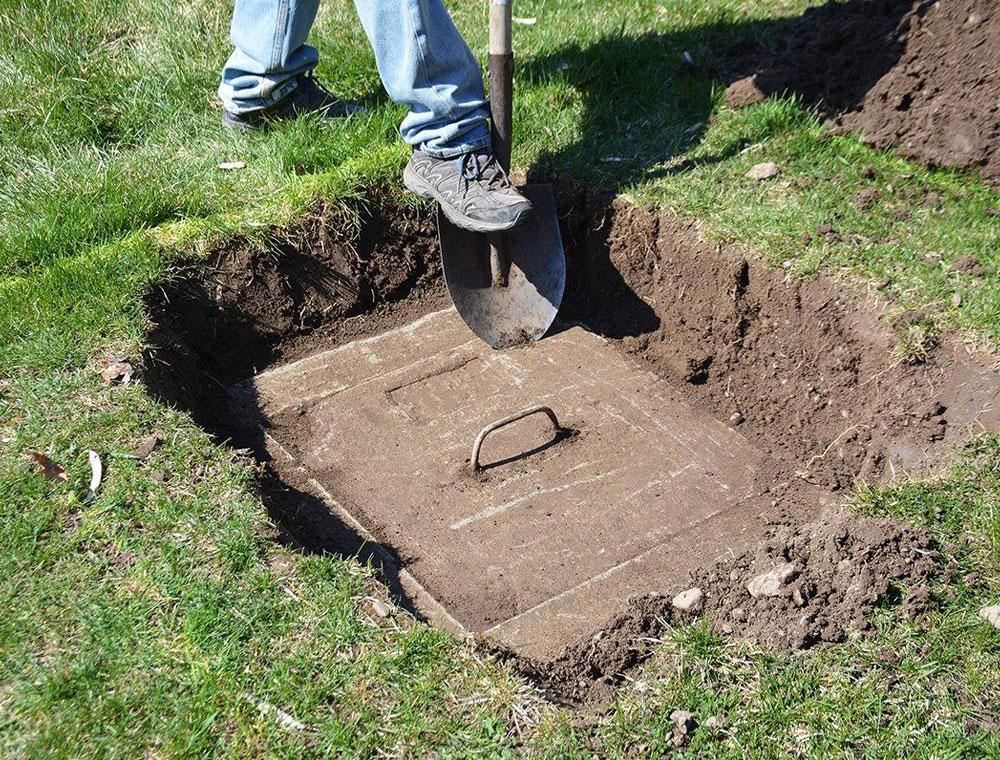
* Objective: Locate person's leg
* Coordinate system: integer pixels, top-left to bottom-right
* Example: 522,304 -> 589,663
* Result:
353,0 -> 491,157
219,0 -> 321,114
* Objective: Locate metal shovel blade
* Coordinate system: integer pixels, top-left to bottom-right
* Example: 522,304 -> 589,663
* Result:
439,183 -> 565,349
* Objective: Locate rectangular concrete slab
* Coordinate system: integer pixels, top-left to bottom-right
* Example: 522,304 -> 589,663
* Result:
240,309 -> 766,659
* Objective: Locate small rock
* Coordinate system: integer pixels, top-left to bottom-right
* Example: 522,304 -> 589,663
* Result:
721,623 -> 734,634
671,710 -> 696,734
746,162 -> 781,180
704,715 -> 726,732
725,75 -> 767,108
672,587 -> 704,613
729,411 -> 744,425
800,231 -> 813,245
731,606 -> 746,622
980,605 -> 1000,629
951,292 -> 962,308
371,599 -> 392,618
747,562 -> 799,597
966,13 -> 984,26
816,223 -> 835,235
149,470 -> 165,482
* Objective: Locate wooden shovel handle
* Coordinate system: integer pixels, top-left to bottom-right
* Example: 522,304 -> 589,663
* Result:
488,0 -> 513,172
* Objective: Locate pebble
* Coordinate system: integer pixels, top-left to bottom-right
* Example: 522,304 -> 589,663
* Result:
704,715 -> 726,732
672,587 -> 704,613
371,599 -> 392,618
731,607 -> 746,621
951,292 -> 962,308
671,710 -> 696,733
729,411 -> 744,425
747,562 -> 799,597
980,605 -> 1000,630
746,162 -> 781,180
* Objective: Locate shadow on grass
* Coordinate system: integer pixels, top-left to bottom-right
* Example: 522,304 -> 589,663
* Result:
518,0 -> 916,189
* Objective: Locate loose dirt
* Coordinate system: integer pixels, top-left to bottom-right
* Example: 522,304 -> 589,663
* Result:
143,192 -> 1000,705
726,0 -> 1000,184
510,508 -> 937,706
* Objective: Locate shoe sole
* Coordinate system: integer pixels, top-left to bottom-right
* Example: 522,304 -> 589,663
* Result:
403,165 -> 535,234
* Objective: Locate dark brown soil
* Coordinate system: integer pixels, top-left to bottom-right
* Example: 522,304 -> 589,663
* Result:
142,191 -> 999,706
143,197 -> 446,430
508,508 -> 936,706
726,0 -> 1000,184
560,194 -> 998,495
692,509 -> 936,649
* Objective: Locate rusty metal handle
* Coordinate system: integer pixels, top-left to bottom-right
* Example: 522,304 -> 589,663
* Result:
471,405 -> 563,471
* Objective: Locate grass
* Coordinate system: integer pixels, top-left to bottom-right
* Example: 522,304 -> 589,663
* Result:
1,0 -> 999,756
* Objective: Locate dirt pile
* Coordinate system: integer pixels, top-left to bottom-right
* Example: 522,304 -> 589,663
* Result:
514,509 -> 936,705
726,0 -> 1000,184
690,509 -> 936,650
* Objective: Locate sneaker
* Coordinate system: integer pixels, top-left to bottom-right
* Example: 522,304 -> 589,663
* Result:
222,72 -> 364,131
403,149 -> 535,233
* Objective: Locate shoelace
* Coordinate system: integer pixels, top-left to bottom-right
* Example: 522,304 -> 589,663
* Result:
299,72 -> 336,106
458,152 -> 511,195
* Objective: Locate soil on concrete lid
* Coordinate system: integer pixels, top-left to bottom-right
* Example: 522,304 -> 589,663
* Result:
143,191 -> 999,707
508,509 -> 937,706
725,0 -> 1000,184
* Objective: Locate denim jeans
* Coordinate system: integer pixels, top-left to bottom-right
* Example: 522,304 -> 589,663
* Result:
219,0 -> 492,158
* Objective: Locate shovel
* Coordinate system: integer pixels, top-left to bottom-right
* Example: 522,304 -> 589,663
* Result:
437,0 -> 566,349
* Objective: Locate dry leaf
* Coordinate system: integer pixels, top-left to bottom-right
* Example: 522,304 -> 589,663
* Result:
100,359 -> 133,385
28,451 -> 68,481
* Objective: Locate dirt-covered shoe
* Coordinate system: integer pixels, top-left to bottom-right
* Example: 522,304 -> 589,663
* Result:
403,149 -> 535,233
222,72 -> 364,131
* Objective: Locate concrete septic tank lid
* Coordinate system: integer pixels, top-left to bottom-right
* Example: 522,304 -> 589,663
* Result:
241,308 -> 767,660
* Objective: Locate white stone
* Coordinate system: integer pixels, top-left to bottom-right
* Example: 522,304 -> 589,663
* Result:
672,587 -> 704,613
979,605 -> 1000,629
747,562 -> 798,597
746,162 -> 781,180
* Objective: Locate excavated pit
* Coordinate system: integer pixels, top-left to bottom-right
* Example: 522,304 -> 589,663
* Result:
143,190 -> 1000,704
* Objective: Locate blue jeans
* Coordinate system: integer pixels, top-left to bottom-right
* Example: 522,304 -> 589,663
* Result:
219,0 -> 492,158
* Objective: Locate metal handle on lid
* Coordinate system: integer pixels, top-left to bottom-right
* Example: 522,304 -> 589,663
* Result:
471,404 -> 564,471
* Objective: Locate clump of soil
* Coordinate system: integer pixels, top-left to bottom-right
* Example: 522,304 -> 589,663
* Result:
510,509 -> 936,705
494,595 -> 677,706
726,0 -> 1000,184
691,509 -> 936,651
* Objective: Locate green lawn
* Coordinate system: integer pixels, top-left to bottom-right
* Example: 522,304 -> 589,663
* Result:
2,0 -> 999,756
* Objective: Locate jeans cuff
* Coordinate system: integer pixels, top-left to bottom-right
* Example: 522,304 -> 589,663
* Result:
418,134 -> 492,159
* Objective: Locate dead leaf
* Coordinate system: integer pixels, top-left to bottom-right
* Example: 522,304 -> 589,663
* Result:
100,359 -> 133,385
28,451 -> 68,481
